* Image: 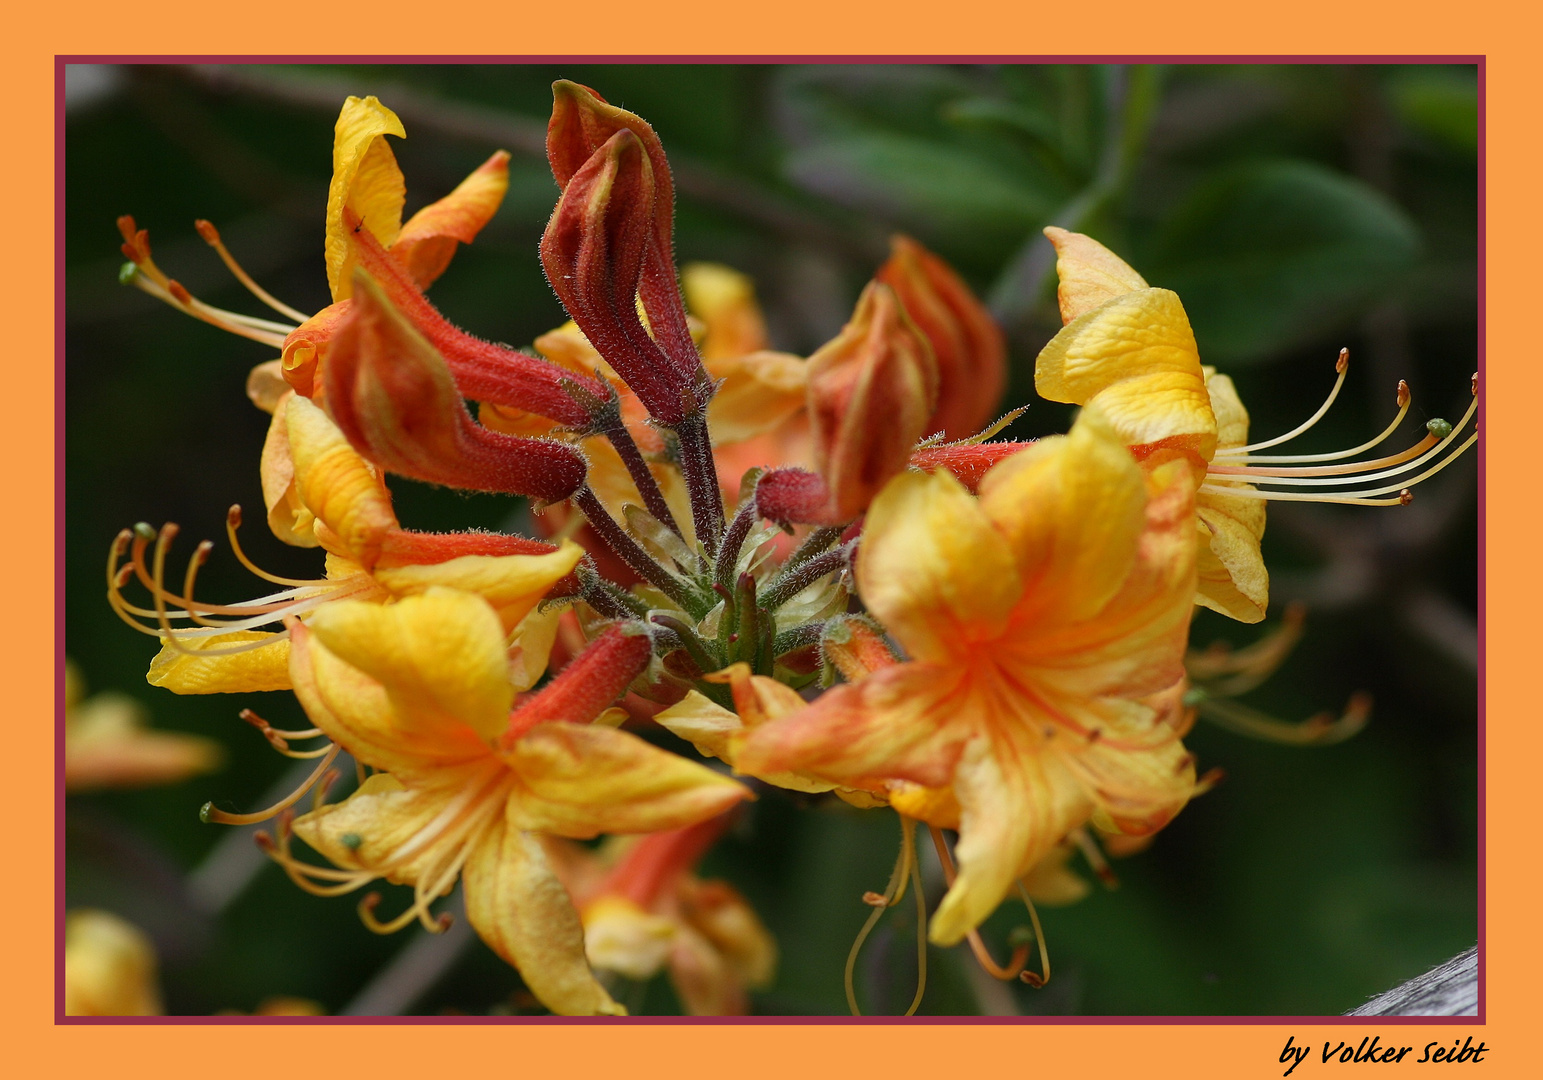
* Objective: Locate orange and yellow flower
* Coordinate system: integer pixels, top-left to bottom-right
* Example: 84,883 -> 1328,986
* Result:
266,588 -> 750,1015
738,407 -> 1201,945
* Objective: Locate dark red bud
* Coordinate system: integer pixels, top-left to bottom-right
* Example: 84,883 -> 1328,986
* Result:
324,270 -> 587,504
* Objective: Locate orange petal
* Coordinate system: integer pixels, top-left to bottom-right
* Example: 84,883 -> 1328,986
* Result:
394,151 -> 511,289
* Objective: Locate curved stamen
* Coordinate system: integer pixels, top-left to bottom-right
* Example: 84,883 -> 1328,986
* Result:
1214,380 -> 1411,465
845,814 -> 925,1017
1201,430 -> 1476,504
1226,349 -> 1349,455
195,219 -> 312,324
227,506 -> 325,588
929,826 -> 1031,981
1012,883 -> 1051,988
201,744 -> 341,826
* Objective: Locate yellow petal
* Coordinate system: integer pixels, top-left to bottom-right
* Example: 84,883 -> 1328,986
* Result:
1205,368 -> 1251,452
503,723 -> 750,838
857,468 -> 1021,664
582,895 -> 677,980
326,96 -> 407,301
462,820 -> 627,1015
306,589 -> 514,745
1043,226 -> 1149,324
682,262 -> 771,359
290,619 -> 494,776
1020,842 -> 1092,907
507,605 -> 565,693
653,684 -> 842,796
394,151 -> 511,289
372,540 -> 584,634
1193,370 -> 1269,622
287,395 -> 398,568
261,393 -> 319,548
977,409 -> 1148,626
146,633 -> 292,694
706,351 -> 809,444
64,910 -> 162,1016
290,770 -> 472,886
929,731 -> 1092,946
1035,288 -> 1217,460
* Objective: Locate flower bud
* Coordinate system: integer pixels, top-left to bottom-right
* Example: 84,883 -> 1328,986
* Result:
806,282 -> 939,521
548,80 -> 702,385
324,270 -> 587,504
542,129 -> 698,426
876,235 -> 1006,439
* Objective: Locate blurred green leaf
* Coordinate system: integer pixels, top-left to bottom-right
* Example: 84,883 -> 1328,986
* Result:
1145,160 -> 1421,365
1388,68 -> 1478,156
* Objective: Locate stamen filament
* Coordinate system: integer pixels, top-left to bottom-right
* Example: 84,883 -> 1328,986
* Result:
929,826 -> 1030,981
227,506 -> 328,587
845,815 -> 923,1017
1226,349 -> 1348,454
1200,431 -> 1476,503
1212,380 -> 1410,465
202,744 -> 341,825
1013,883 -> 1051,988
195,220 -> 313,324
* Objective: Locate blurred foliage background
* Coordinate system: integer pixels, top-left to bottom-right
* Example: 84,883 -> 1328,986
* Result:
64,62 -> 1478,1017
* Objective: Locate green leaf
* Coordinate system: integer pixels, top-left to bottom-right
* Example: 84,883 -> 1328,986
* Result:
1145,160 -> 1421,365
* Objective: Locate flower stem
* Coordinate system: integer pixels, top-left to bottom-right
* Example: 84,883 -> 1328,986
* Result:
573,487 -> 693,608
672,410 -> 725,556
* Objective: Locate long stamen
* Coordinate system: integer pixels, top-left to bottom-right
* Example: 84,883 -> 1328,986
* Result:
1071,828 -> 1119,890
126,272 -> 291,347
1226,348 -> 1349,455
1214,380 -> 1411,465
1200,431 -> 1476,505
194,220 -> 312,323
201,744 -> 341,826
929,826 -> 1030,981
1196,692 -> 1372,746
226,506 -> 326,588
1013,883 -> 1051,988
845,814 -> 924,1017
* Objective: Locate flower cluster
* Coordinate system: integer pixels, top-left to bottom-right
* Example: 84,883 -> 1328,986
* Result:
109,85 -> 1475,1016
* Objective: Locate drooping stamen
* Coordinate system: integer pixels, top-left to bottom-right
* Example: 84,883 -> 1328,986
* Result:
1224,348 -> 1349,455
1195,692 -> 1371,746
240,708 -> 327,757
928,826 -> 1031,982
845,814 -> 926,1017
1187,603 -> 1306,686
200,744 -> 341,826
194,219 -> 312,324
1012,883 -> 1051,988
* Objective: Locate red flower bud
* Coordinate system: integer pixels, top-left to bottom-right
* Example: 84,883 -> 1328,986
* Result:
876,235 -> 1006,440
324,270 -> 587,505
501,624 -> 654,745
806,283 -> 939,522
542,130 -> 697,426
908,440 -> 1033,493
547,80 -> 702,386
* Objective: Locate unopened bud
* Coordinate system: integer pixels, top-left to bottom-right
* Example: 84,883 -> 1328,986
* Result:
542,129 -> 697,425
806,283 -> 939,522
876,236 -> 1006,439
324,269 -> 586,504
821,617 -> 898,683
547,80 -> 702,386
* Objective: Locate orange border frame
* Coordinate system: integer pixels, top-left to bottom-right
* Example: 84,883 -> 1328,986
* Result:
15,2 -> 1532,1075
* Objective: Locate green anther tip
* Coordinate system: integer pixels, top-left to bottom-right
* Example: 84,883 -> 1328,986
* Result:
341,832 -> 363,850
1181,687 -> 1209,706
198,802 -> 214,824
118,261 -> 138,285
133,521 -> 156,541
1427,418 -> 1453,439
1007,925 -> 1038,948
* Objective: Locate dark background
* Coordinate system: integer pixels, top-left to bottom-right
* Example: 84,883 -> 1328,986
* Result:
64,62 -> 1478,1016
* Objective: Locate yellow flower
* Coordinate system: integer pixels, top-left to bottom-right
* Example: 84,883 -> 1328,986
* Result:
548,813 -> 777,1016
64,661 -> 222,791
267,588 -> 751,1015
64,910 -> 163,1016
1036,227 -> 1477,623
738,407 -> 1201,946
112,394 -> 583,697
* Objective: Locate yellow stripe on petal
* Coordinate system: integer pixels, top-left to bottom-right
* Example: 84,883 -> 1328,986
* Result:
858,469 -> 1021,664
326,96 -> 407,301
463,820 -> 627,1015
147,633 -> 292,694
287,395 -> 398,569
306,589 -> 514,745
373,540 -> 584,634
1035,288 -> 1217,460
394,151 -> 511,289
